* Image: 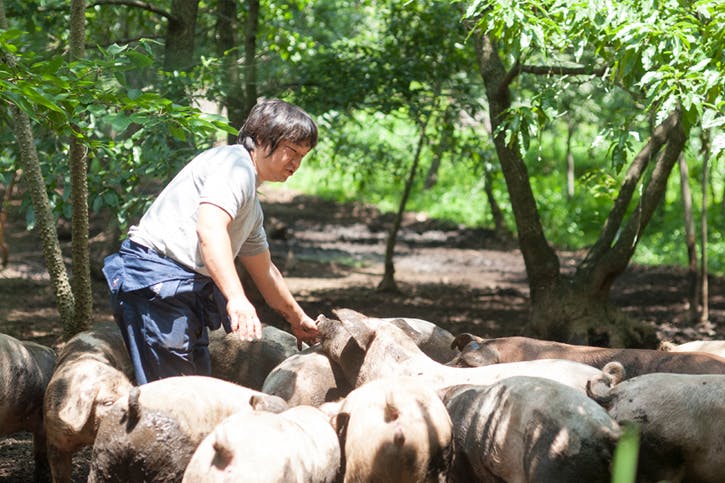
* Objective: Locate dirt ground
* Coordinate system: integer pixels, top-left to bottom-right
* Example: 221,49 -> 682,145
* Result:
1,185 -> 723,482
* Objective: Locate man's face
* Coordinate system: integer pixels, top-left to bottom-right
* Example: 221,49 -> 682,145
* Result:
256,141 -> 311,182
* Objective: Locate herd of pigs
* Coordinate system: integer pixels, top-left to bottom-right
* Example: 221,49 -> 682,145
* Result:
2,307 -> 724,483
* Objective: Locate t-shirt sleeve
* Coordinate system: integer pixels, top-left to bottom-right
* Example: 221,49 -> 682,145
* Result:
199,159 -> 253,219
238,215 -> 269,257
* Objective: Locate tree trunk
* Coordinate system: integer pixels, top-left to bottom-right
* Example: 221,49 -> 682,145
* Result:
473,33 -> 686,347
0,169 -> 19,267
243,0 -> 260,117
678,152 -> 699,323
566,117 -> 575,199
68,0 -> 93,338
424,152 -> 440,189
378,119 -> 429,293
163,0 -> 199,72
483,168 -> 511,241
699,130 -> 710,325
216,0 -> 244,144
474,34 -> 560,304
1,0 -> 75,327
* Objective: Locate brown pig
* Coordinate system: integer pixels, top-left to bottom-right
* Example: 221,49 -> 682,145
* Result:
88,375 -> 288,483
43,321 -> 134,483
0,333 -> 56,482
182,405 -> 341,483
449,333 -> 725,376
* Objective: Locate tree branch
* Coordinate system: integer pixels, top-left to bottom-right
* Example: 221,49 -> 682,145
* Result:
87,0 -> 173,21
581,111 -> 686,291
501,62 -> 608,94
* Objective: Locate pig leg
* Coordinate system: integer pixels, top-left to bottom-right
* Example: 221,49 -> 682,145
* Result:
32,429 -> 50,483
47,443 -> 74,483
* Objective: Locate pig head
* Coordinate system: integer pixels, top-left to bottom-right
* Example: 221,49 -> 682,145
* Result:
43,321 -> 134,483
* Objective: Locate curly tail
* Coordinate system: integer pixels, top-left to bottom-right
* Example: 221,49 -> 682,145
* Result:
586,361 -> 626,407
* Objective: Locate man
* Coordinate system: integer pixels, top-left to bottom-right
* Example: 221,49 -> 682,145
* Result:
103,98 -> 319,385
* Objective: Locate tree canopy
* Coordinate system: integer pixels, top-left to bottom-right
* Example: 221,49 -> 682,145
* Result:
1,0 -> 722,342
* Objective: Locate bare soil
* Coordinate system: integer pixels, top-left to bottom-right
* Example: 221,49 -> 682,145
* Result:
1,185 -> 722,482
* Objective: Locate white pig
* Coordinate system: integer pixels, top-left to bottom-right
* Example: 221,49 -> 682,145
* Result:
658,339 -> 725,358
43,321 -> 134,483
182,405 -> 340,482
325,376 -> 453,483
317,314 -> 603,393
88,375 -> 288,483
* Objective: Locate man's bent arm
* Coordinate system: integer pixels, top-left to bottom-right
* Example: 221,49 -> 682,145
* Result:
197,202 -> 261,340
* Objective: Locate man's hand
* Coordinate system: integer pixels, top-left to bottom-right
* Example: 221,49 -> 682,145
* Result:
227,296 -> 262,342
291,314 -> 319,350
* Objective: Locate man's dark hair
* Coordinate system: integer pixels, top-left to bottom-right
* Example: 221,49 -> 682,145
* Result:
237,98 -> 318,154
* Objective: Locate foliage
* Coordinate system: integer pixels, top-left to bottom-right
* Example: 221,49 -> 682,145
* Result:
464,0 -> 724,159
611,424 -> 640,483
0,28 -> 235,230
2,0 -> 724,280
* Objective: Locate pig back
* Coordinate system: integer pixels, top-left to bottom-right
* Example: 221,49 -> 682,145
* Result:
0,333 -> 56,435
89,375 -> 287,483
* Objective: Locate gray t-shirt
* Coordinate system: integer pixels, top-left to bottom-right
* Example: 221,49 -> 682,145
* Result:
128,144 -> 268,276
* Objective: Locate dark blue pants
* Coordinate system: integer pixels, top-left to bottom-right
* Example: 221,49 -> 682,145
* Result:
111,285 -> 211,385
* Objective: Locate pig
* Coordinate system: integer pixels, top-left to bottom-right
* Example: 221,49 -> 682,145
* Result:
324,376 -> 453,483
208,324 -> 303,390
658,339 -> 725,358
262,344 -> 353,407
88,375 -> 289,483
449,333 -> 725,376
441,377 -> 621,483
316,314 -> 604,394
587,362 -> 725,483
333,308 -> 458,363
43,321 -> 134,483
182,405 -> 341,482
0,333 -> 56,482
262,308 -> 456,407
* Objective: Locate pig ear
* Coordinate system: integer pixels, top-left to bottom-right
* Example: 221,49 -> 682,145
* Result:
58,376 -> 100,433
334,309 -> 377,348
249,393 -> 288,414
341,317 -> 375,350
460,346 -> 498,367
387,319 -> 419,340
332,308 -> 367,323
450,333 -> 479,351
333,411 -> 350,441
319,400 -> 342,422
